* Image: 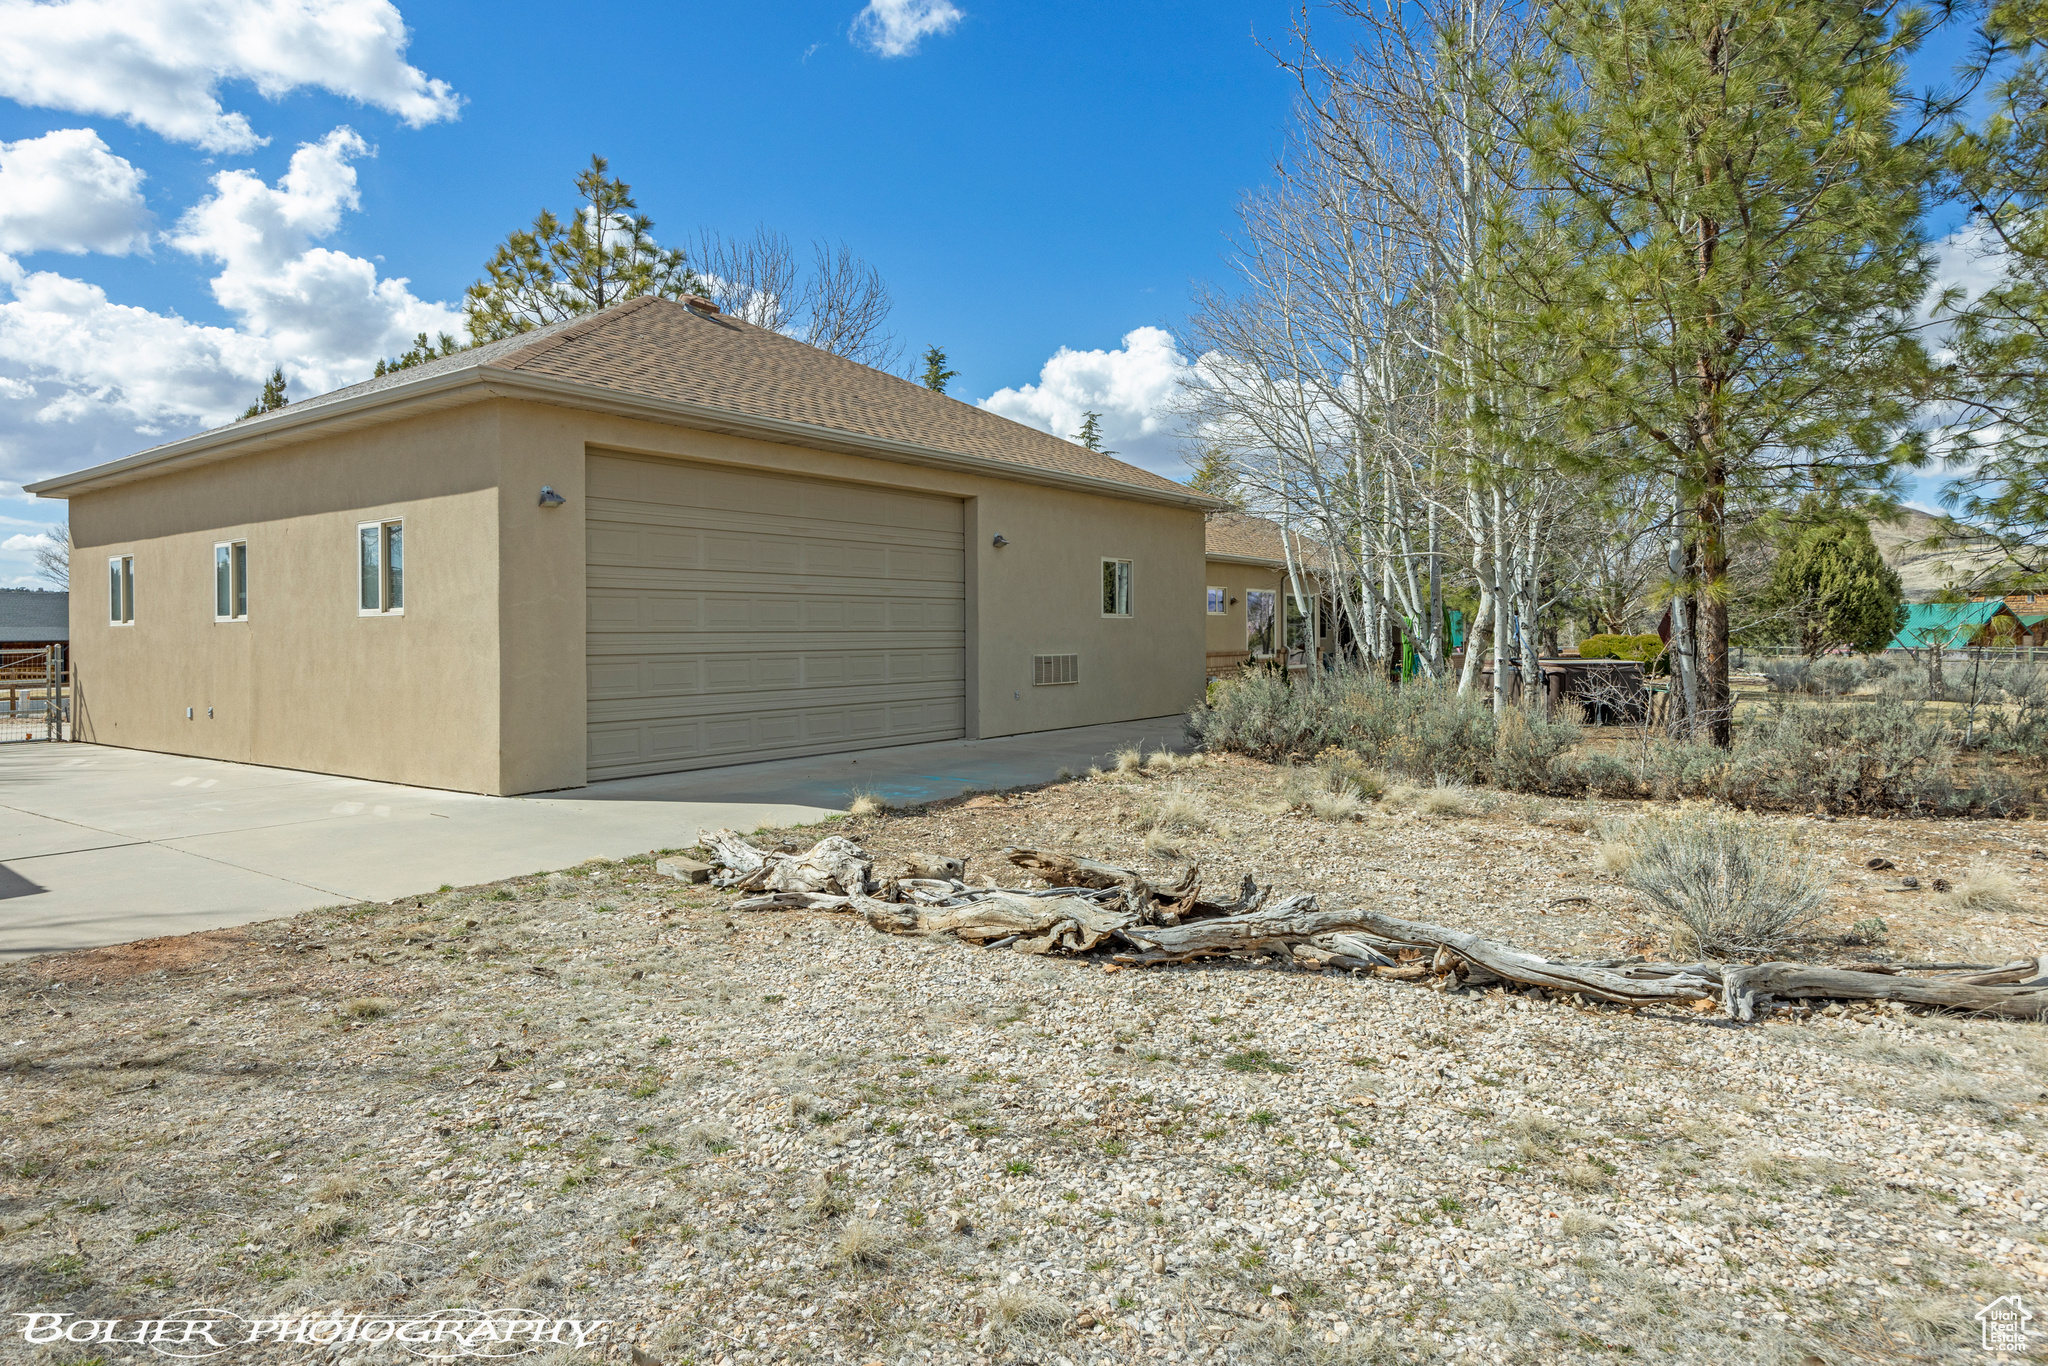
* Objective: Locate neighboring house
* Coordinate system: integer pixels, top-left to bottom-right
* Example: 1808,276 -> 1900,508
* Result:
1203,513 -> 1329,677
26,297 -> 1217,795
1888,600 -> 2033,651
0,587 -> 68,654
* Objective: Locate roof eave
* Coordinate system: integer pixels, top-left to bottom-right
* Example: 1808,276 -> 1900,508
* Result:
27,366 -> 1227,513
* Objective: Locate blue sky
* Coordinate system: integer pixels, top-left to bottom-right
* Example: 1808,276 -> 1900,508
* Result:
0,0 -> 1306,588
0,0 -> 2008,584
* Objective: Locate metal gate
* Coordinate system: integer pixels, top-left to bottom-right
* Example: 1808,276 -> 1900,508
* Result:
1,645 -> 68,742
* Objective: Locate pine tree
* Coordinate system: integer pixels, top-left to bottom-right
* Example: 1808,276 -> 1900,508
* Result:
1934,0 -> 2048,577
920,345 -> 957,394
241,366 -> 288,419
1185,444 -> 1240,506
1763,500 -> 1907,657
1073,411 -> 1114,455
1490,0 -> 1937,744
464,155 -> 704,343
374,332 -> 463,378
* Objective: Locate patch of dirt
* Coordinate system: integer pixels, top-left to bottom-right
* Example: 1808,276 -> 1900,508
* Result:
1,756 -> 2043,1366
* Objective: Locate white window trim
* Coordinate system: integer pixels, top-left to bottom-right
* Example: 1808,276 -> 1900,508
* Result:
1206,586 -> 1227,616
214,540 -> 248,622
108,554 -> 134,626
358,519 -> 405,616
1101,558 -> 1132,618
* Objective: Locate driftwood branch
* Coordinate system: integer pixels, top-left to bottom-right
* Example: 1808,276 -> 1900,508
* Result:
697,835 -> 2048,1024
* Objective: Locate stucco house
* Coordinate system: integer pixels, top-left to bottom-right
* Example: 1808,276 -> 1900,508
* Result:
26,297 -> 1216,795
1203,513 -> 1330,676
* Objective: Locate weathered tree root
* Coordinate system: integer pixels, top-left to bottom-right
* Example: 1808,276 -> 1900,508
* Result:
696,830 -> 2048,1023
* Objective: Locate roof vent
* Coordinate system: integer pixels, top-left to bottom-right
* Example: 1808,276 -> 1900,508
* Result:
684,296 -> 720,314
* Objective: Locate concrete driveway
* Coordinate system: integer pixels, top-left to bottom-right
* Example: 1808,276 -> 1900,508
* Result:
0,715 -> 1189,959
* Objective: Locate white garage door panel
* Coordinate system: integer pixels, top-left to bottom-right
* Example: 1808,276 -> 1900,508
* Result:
586,453 -> 967,780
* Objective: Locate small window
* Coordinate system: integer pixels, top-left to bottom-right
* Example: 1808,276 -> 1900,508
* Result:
214,541 -> 247,621
1101,559 -> 1132,617
108,555 -> 134,625
1246,588 -> 1277,657
1206,586 -> 1227,615
359,520 -> 404,614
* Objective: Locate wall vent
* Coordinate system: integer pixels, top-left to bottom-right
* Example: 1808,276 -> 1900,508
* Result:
1032,653 -> 1080,686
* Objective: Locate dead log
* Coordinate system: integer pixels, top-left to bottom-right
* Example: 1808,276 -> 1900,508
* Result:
1004,848 -> 1150,891
703,831 -> 872,896
730,891 -> 853,913
1336,909 -> 1719,1005
902,853 -> 966,881
1721,962 -> 2048,1022
863,891 -> 1134,954
1114,895 -> 1350,963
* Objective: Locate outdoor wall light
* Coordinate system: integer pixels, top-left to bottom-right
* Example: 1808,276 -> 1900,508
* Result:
538,485 -> 566,508
991,534 -> 1009,547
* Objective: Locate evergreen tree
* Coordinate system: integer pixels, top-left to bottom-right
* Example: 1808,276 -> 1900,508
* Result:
1185,443 -> 1240,506
1935,0 -> 2048,578
464,155 -> 704,343
920,345 -> 957,394
375,332 -> 463,377
1073,411 -> 1114,454
1490,0 -> 1937,744
1763,500 -> 1907,657
241,366 -> 288,419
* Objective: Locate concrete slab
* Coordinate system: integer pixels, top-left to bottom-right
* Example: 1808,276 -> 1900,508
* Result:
0,715 -> 1188,960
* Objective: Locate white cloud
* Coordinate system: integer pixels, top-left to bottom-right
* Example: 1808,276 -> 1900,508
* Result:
0,129 -> 152,256
1,530 -> 57,552
978,326 -> 1195,475
0,0 -> 461,152
167,127 -> 459,389
0,127 -> 463,489
850,0 -> 963,57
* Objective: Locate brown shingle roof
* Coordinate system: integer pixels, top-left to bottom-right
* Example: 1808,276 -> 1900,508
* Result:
1205,512 -> 1330,570
295,296 -> 1193,497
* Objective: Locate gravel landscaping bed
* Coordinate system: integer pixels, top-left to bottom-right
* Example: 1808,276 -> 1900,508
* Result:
4,754 -> 2046,1365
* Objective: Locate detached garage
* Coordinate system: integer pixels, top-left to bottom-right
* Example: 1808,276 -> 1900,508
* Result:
27,296 -> 1213,795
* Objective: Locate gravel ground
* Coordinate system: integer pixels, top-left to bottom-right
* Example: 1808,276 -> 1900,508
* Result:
4,753 -> 2047,1366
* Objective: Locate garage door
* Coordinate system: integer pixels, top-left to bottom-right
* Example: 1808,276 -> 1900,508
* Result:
585,453 -> 966,780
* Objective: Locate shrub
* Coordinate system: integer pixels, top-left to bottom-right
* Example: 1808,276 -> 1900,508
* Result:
1580,632 -> 1665,664
1722,698 -> 2024,815
1606,806 -> 1827,957
1759,658 -> 1815,694
1190,668 -> 1576,788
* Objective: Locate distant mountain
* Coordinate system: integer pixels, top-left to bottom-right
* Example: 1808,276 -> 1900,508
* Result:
1869,508 -> 2006,600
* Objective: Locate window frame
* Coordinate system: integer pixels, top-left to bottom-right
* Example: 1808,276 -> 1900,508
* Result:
1206,586 -> 1227,616
214,540 -> 248,622
358,519 -> 405,616
1101,558 -> 1132,618
1245,588 -> 1278,658
108,554 -> 134,625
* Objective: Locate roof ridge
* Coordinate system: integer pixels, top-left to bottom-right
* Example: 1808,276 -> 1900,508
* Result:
497,295 -> 665,371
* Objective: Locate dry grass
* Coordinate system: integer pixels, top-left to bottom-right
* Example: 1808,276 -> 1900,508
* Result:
991,1287 -> 1068,1329
1417,781 -> 1476,817
1149,785 -> 1210,834
1939,860 -> 2026,914
833,1218 -> 895,1269
846,791 -> 888,818
1113,747 -> 1144,774
1308,788 -> 1368,822
1142,828 -> 1182,859
1558,1210 -> 1613,1238
340,996 -> 397,1019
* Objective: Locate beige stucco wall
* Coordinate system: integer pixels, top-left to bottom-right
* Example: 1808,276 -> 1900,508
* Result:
66,404 -> 505,792
490,401 -> 1206,789
60,396 -> 1206,795
1203,558 -> 1284,659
